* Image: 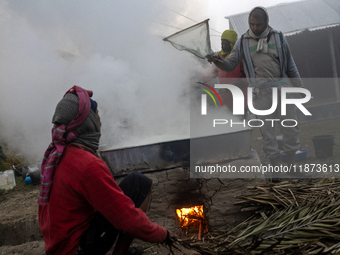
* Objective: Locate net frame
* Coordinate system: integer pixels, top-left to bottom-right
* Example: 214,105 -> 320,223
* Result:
163,19 -> 214,59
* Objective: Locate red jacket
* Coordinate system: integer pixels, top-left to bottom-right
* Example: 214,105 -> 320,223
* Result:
217,52 -> 246,84
217,52 -> 248,110
39,145 -> 167,255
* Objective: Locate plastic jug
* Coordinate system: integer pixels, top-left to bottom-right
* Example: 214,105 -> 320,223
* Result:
0,170 -> 16,190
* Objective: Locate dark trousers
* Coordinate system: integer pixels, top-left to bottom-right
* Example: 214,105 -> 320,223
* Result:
77,171 -> 152,255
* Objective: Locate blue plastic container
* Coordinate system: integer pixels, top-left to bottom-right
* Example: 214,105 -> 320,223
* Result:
280,150 -> 308,162
25,176 -> 32,185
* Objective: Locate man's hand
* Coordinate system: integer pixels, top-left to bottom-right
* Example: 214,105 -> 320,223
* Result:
206,54 -> 223,64
164,230 -> 177,246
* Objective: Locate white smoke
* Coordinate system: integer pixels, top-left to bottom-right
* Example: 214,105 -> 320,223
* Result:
0,0 -> 296,160
0,0 -> 207,160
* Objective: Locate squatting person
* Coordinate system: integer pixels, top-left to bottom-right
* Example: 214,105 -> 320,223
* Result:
38,86 -> 175,255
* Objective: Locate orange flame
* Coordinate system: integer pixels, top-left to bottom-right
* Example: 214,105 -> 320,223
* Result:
176,205 -> 208,238
176,205 -> 204,227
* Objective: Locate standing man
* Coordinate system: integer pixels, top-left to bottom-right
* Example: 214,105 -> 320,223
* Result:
38,86 -> 175,255
208,7 -> 303,173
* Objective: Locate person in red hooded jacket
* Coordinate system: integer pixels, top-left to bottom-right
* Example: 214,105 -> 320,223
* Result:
38,86 -> 175,255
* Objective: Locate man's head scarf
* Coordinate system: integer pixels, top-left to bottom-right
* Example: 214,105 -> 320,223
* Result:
248,6 -> 275,53
220,29 -> 238,58
38,85 -> 101,205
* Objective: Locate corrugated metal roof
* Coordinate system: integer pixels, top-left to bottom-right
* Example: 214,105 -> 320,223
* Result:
225,0 -> 340,36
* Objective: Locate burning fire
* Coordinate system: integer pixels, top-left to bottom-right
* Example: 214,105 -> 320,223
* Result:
176,205 -> 208,238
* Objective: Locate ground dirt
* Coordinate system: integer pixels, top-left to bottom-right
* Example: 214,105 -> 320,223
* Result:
0,118 -> 339,254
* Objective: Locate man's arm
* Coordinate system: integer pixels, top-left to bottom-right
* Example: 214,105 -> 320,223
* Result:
212,38 -> 243,72
78,160 -> 168,243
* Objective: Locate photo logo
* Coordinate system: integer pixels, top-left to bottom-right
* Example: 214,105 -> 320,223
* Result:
196,82 -> 222,115
198,84 -> 312,128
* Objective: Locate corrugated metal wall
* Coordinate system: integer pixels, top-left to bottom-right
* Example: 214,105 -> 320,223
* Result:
226,0 -> 340,37
287,25 -> 340,106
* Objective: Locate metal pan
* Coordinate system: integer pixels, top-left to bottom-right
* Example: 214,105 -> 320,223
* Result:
100,128 -> 252,176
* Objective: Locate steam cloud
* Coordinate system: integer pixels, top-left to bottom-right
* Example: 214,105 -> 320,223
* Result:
0,0 -> 208,160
